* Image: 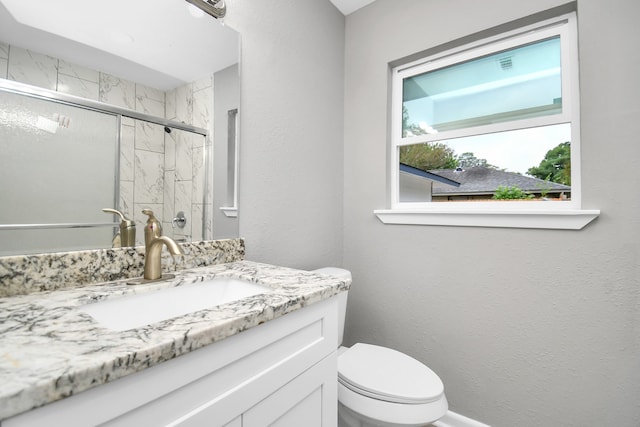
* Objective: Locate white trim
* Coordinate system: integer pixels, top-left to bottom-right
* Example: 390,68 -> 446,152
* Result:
220,207 -> 238,218
374,208 -> 600,230
395,114 -> 571,148
395,16 -> 569,74
232,108 -> 240,210
563,13 -> 582,207
433,410 -> 492,427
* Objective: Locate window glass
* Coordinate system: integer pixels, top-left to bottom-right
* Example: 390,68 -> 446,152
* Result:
398,123 -> 572,202
402,37 -> 562,137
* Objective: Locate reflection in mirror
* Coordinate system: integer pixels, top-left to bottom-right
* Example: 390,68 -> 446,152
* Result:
212,62 -> 240,236
0,88 -> 118,254
398,124 -> 572,203
0,1 -> 240,255
0,80 -> 209,255
127,120 -> 208,247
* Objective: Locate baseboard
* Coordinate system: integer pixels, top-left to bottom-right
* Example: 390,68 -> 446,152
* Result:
432,410 -> 492,427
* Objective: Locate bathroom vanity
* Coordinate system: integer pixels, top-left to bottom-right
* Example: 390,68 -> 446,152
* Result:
0,241 -> 349,426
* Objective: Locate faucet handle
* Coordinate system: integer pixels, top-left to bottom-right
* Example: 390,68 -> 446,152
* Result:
103,208 -> 136,247
142,209 -> 163,238
102,208 -> 126,221
142,208 -> 155,217
103,208 -> 135,230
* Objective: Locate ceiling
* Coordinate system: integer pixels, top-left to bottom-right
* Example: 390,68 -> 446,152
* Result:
0,0 -> 239,91
329,0 -> 376,15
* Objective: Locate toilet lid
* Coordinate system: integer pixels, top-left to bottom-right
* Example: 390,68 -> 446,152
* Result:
338,343 -> 444,404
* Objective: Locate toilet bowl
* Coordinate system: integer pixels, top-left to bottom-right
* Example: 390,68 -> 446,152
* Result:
312,268 -> 448,427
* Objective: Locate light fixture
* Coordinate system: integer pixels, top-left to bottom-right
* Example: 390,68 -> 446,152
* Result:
184,0 -> 226,19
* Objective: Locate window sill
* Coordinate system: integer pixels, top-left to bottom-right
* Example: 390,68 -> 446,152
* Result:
220,207 -> 238,218
374,208 -> 600,230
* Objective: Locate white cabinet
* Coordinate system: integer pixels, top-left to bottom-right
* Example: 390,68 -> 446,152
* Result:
3,297 -> 339,427
242,352 -> 336,427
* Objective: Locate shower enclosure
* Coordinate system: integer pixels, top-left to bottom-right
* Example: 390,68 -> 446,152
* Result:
0,79 -> 209,256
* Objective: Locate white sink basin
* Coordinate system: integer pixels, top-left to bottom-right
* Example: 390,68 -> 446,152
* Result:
80,277 -> 271,331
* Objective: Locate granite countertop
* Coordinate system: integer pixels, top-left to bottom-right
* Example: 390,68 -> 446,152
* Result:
0,260 -> 350,421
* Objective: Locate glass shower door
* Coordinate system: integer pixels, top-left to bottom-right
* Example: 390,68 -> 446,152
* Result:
0,90 -> 119,255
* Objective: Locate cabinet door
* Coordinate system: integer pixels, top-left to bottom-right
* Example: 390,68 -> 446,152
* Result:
242,352 -> 337,427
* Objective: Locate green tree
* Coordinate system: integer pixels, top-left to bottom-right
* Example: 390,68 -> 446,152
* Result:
400,106 -> 459,170
493,185 -> 533,200
402,106 -> 424,137
400,143 -> 458,170
527,141 -> 571,185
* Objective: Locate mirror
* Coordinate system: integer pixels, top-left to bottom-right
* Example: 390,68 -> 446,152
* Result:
0,0 -> 240,256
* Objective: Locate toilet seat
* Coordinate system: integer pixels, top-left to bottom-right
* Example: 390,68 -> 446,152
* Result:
337,343 -> 448,426
338,343 -> 444,404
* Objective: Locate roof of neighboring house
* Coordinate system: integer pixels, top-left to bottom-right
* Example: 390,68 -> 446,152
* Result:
429,166 -> 571,195
400,163 -> 461,187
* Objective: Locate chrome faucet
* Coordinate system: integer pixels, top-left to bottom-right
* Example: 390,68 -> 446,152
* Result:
142,209 -> 185,281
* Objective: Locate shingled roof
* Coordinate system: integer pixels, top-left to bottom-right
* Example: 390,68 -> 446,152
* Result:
430,166 -> 571,196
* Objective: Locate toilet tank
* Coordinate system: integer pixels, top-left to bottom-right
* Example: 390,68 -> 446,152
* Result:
312,267 -> 351,347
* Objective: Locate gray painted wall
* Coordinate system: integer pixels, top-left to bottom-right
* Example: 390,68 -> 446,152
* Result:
225,0 -> 345,269
227,0 -> 639,426
343,1 -> 640,426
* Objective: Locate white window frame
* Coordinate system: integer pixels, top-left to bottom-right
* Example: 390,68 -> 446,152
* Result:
220,108 -> 239,218
375,12 -> 599,230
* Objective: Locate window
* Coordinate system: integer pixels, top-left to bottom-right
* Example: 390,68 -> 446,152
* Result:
375,11 -> 599,229
220,108 -> 239,217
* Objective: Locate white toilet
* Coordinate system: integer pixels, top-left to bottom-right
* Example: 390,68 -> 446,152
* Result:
313,267 -> 448,427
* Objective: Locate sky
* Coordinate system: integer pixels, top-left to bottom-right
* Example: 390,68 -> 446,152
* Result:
442,123 -> 571,175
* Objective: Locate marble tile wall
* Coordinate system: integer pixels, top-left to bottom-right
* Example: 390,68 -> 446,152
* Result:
165,76 -> 214,242
1,42 -> 214,245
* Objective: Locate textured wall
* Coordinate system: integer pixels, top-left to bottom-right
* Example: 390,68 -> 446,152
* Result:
225,0 -> 345,269
222,0 -> 639,425
342,1 -> 640,426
